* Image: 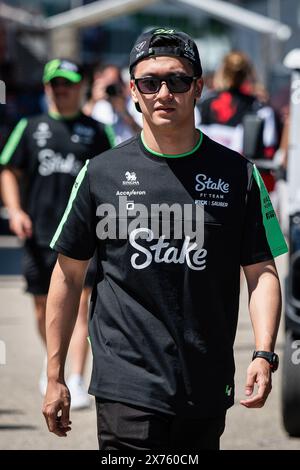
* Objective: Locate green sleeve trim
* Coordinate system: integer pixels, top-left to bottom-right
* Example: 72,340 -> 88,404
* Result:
50,160 -> 90,249
252,164 -> 288,258
104,124 -> 116,148
0,118 -> 28,165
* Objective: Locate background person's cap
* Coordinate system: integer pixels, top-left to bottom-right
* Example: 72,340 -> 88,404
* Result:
129,27 -> 202,77
43,59 -> 83,83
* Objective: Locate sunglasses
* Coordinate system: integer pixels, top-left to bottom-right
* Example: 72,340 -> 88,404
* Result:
133,75 -> 197,94
49,78 -> 76,88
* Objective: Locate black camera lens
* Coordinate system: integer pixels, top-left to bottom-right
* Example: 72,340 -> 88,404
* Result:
106,83 -> 123,97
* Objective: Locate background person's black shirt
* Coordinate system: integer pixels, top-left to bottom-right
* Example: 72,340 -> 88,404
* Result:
50,132 -> 287,417
0,112 -> 111,245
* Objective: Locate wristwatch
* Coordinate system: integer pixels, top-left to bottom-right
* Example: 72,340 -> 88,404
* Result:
252,350 -> 279,372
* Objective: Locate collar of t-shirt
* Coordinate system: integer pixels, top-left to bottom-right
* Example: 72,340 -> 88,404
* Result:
48,110 -> 81,121
140,129 -> 204,162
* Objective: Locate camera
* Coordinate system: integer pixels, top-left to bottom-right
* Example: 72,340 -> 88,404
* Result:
106,82 -> 123,97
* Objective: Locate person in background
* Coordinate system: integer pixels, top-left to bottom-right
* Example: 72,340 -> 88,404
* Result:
0,59 -> 111,409
83,63 -> 141,145
198,51 -> 281,196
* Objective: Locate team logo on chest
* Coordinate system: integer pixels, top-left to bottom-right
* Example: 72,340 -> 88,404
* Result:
123,171 -> 140,186
195,174 -> 229,193
71,124 -> 95,144
195,173 -> 230,208
33,123 -> 52,147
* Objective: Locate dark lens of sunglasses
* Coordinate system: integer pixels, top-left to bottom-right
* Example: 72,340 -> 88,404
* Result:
168,76 -> 193,92
138,78 -> 160,93
137,76 -> 193,94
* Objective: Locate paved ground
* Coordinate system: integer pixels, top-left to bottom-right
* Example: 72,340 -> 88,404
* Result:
0,252 -> 300,450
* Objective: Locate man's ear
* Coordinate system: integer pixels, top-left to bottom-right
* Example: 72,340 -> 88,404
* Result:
130,79 -> 139,104
195,77 -> 204,99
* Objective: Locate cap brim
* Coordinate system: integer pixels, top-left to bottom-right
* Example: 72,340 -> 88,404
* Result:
43,70 -> 82,83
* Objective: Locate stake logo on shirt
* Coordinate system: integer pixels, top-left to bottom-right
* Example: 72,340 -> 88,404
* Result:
195,173 -> 230,208
38,149 -> 83,176
95,196 -> 206,271
129,228 -> 207,271
195,174 -> 230,193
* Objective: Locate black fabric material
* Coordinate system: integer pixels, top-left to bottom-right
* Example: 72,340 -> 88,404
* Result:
96,398 -> 226,450
52,134 -> 274,417
23,241 -> 98,294
23,240 -> 57,295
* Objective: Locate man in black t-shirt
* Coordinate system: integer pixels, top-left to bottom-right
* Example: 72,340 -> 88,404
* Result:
0,59 -> 111,408
42,31 -> 287,449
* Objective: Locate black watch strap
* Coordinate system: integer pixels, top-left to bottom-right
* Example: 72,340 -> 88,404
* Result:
252,350 -> 279,372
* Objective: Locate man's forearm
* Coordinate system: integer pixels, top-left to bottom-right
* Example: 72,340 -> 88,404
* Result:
46,258 -> 87,382
245,261 -> 281,351
1,169 -> 22,212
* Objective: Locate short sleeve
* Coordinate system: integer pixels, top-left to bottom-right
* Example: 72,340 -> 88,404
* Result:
50,160 -> 96,260
0,118 -> 28,169
240,165 -> 288,266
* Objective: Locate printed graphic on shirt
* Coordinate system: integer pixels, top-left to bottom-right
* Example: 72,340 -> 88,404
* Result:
71,123 -> 96,144
252,164 -> 288,257
38,149 -> 83,176
211,92 -> 237,123
128,228 -> 207,271
123,171 -> 139,185
33,122 -> 52,147
194,173 -> 230,208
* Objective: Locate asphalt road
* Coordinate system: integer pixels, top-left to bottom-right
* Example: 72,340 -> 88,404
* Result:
0,252 -> 300,450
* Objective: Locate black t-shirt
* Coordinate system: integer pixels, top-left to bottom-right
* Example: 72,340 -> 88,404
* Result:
0,112 -> 111,245
50,132 -> 287,417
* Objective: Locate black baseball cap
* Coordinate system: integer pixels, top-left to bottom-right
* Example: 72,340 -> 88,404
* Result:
43,59 -> 83,84
129,27 -> 202,77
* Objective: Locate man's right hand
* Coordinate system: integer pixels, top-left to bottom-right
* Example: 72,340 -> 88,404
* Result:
9,209 -> 32,240
42,380 -> 72,437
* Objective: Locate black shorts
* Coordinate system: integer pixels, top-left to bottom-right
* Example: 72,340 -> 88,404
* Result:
23,241 -> 97,295
96,398 -> 226,451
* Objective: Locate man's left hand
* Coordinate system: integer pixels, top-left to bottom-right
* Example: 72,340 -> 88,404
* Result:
240,358 -> 272,408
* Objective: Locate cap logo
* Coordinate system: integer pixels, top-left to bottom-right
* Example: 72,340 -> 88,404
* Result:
184,44 -> 195,58
153,28 -> 175,35
135,41 -> 146,53
60,60 -> 78,72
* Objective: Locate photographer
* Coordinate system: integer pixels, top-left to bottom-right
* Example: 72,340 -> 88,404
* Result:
84,64 -> 141,145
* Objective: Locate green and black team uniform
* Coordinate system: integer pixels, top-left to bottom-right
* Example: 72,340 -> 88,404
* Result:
51,131 -> 287,447
0,111 -> 111,293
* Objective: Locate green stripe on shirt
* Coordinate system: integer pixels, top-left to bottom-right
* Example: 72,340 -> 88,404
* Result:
0,118 -> 28,165
50,159 -> 89,249
104,124 -> 116,148
252,164 -> 288,257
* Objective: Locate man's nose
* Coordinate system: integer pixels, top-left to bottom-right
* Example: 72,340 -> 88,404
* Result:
157,81 -> 173,98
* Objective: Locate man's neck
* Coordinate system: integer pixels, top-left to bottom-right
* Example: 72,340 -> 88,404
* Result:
48,104 -> 80,119
142,122 -> 199,156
